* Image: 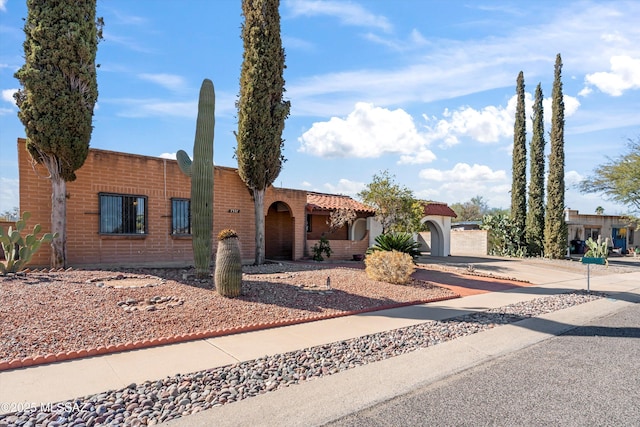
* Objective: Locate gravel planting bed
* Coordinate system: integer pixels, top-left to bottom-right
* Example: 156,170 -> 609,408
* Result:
0,290 -> 604,426
0,262 -> 456,363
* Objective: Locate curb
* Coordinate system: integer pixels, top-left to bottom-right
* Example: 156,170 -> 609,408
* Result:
0,294 -> 460,372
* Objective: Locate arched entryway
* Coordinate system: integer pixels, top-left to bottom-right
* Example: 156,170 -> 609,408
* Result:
265,201 -> 294,260
419,215 -> 452,257
350,217 -> 368,241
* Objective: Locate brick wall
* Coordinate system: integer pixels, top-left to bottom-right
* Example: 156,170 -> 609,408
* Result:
307,213 -> 349,240
307,234 -> 370,261
17,138 -> 306,268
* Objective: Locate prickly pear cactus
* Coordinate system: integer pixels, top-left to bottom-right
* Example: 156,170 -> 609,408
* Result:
176,79 -> 215,279
215,229 -> 242,297
0,211 -> 57,275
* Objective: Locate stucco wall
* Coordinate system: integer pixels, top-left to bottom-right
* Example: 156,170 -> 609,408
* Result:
450,229 -> 489,255
419,229 -> 489,256
17,138 -> 307,267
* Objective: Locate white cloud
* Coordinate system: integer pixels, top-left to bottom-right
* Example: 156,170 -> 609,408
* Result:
578,86 -> 592,97
300,181 -> 312,187
159,152 -> 177,159
583,56 -> 640,96
1,88 -> 17,105
286,0 -> 392,32
321,178 -> 365,197
287,2 -> 640,119
138,73 -> 187,92
398,149 -> 436,165
422,93 -> 580,147
565,170 -> 584,187
417,163 -> 510,207
0,0 -> 6,12
541,95 -> 580,123
298,102 -> 435,162
419,163 -> 506,183
423,103 -> 514,148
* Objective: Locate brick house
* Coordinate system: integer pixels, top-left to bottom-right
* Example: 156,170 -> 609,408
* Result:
14,138 -> 375,268
305,192 -> 376,260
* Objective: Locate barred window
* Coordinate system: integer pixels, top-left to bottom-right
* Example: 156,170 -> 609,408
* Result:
99,193 -> 147,234
172,198 -> 191,235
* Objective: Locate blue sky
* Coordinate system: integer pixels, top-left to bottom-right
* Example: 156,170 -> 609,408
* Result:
1,0 -> 639,216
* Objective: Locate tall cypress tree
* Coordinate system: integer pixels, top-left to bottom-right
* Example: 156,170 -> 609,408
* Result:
235,0 -> 290,265
511,71 -> 527,249
526,83 -> 546,256
14,0 -> 102,268
544,53 -> 567,259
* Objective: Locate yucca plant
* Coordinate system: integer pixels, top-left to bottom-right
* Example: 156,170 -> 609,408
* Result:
366,232 -> 421,257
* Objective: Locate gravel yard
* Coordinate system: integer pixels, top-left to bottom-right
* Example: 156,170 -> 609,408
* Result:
0,262 -> 457,363
0,290 -> 604,426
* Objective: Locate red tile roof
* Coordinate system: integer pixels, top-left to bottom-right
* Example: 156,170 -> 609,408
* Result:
423,202 -> 457,218
306,192 -> 375,213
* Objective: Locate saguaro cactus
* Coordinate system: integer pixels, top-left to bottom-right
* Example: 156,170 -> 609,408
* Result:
176,79 -> 215,279
215,229 -> 242,297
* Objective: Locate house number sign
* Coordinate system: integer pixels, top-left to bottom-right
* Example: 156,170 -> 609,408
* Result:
228,209 -> 240,213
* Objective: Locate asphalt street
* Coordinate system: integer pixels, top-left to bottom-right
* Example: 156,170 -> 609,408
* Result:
325,302 -> 640,427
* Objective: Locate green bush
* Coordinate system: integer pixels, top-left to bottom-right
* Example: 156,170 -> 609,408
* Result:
366,232 -> 421,257
481,214 -> 527,258
0,211 -> 56,275
365,250 -> 415,285
312,235 -> 332,261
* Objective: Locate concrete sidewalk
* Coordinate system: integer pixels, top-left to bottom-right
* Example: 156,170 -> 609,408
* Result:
1,260 -> 638,421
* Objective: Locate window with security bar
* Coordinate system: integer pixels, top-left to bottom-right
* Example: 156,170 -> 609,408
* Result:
171,198 -> 191,235
99,193 -> 147,234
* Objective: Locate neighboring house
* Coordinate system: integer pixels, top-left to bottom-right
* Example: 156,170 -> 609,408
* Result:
565,209 -> 636,254
14,138 -> 379,267
305,192 -> 377,260
451,221 -> 481,231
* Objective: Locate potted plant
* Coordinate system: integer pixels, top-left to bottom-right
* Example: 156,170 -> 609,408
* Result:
581,237 -> 608,266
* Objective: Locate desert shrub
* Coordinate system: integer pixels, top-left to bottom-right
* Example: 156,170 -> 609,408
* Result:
366,232 -> 421,257
312,235 -> 332,261
365,250 -> 415,285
